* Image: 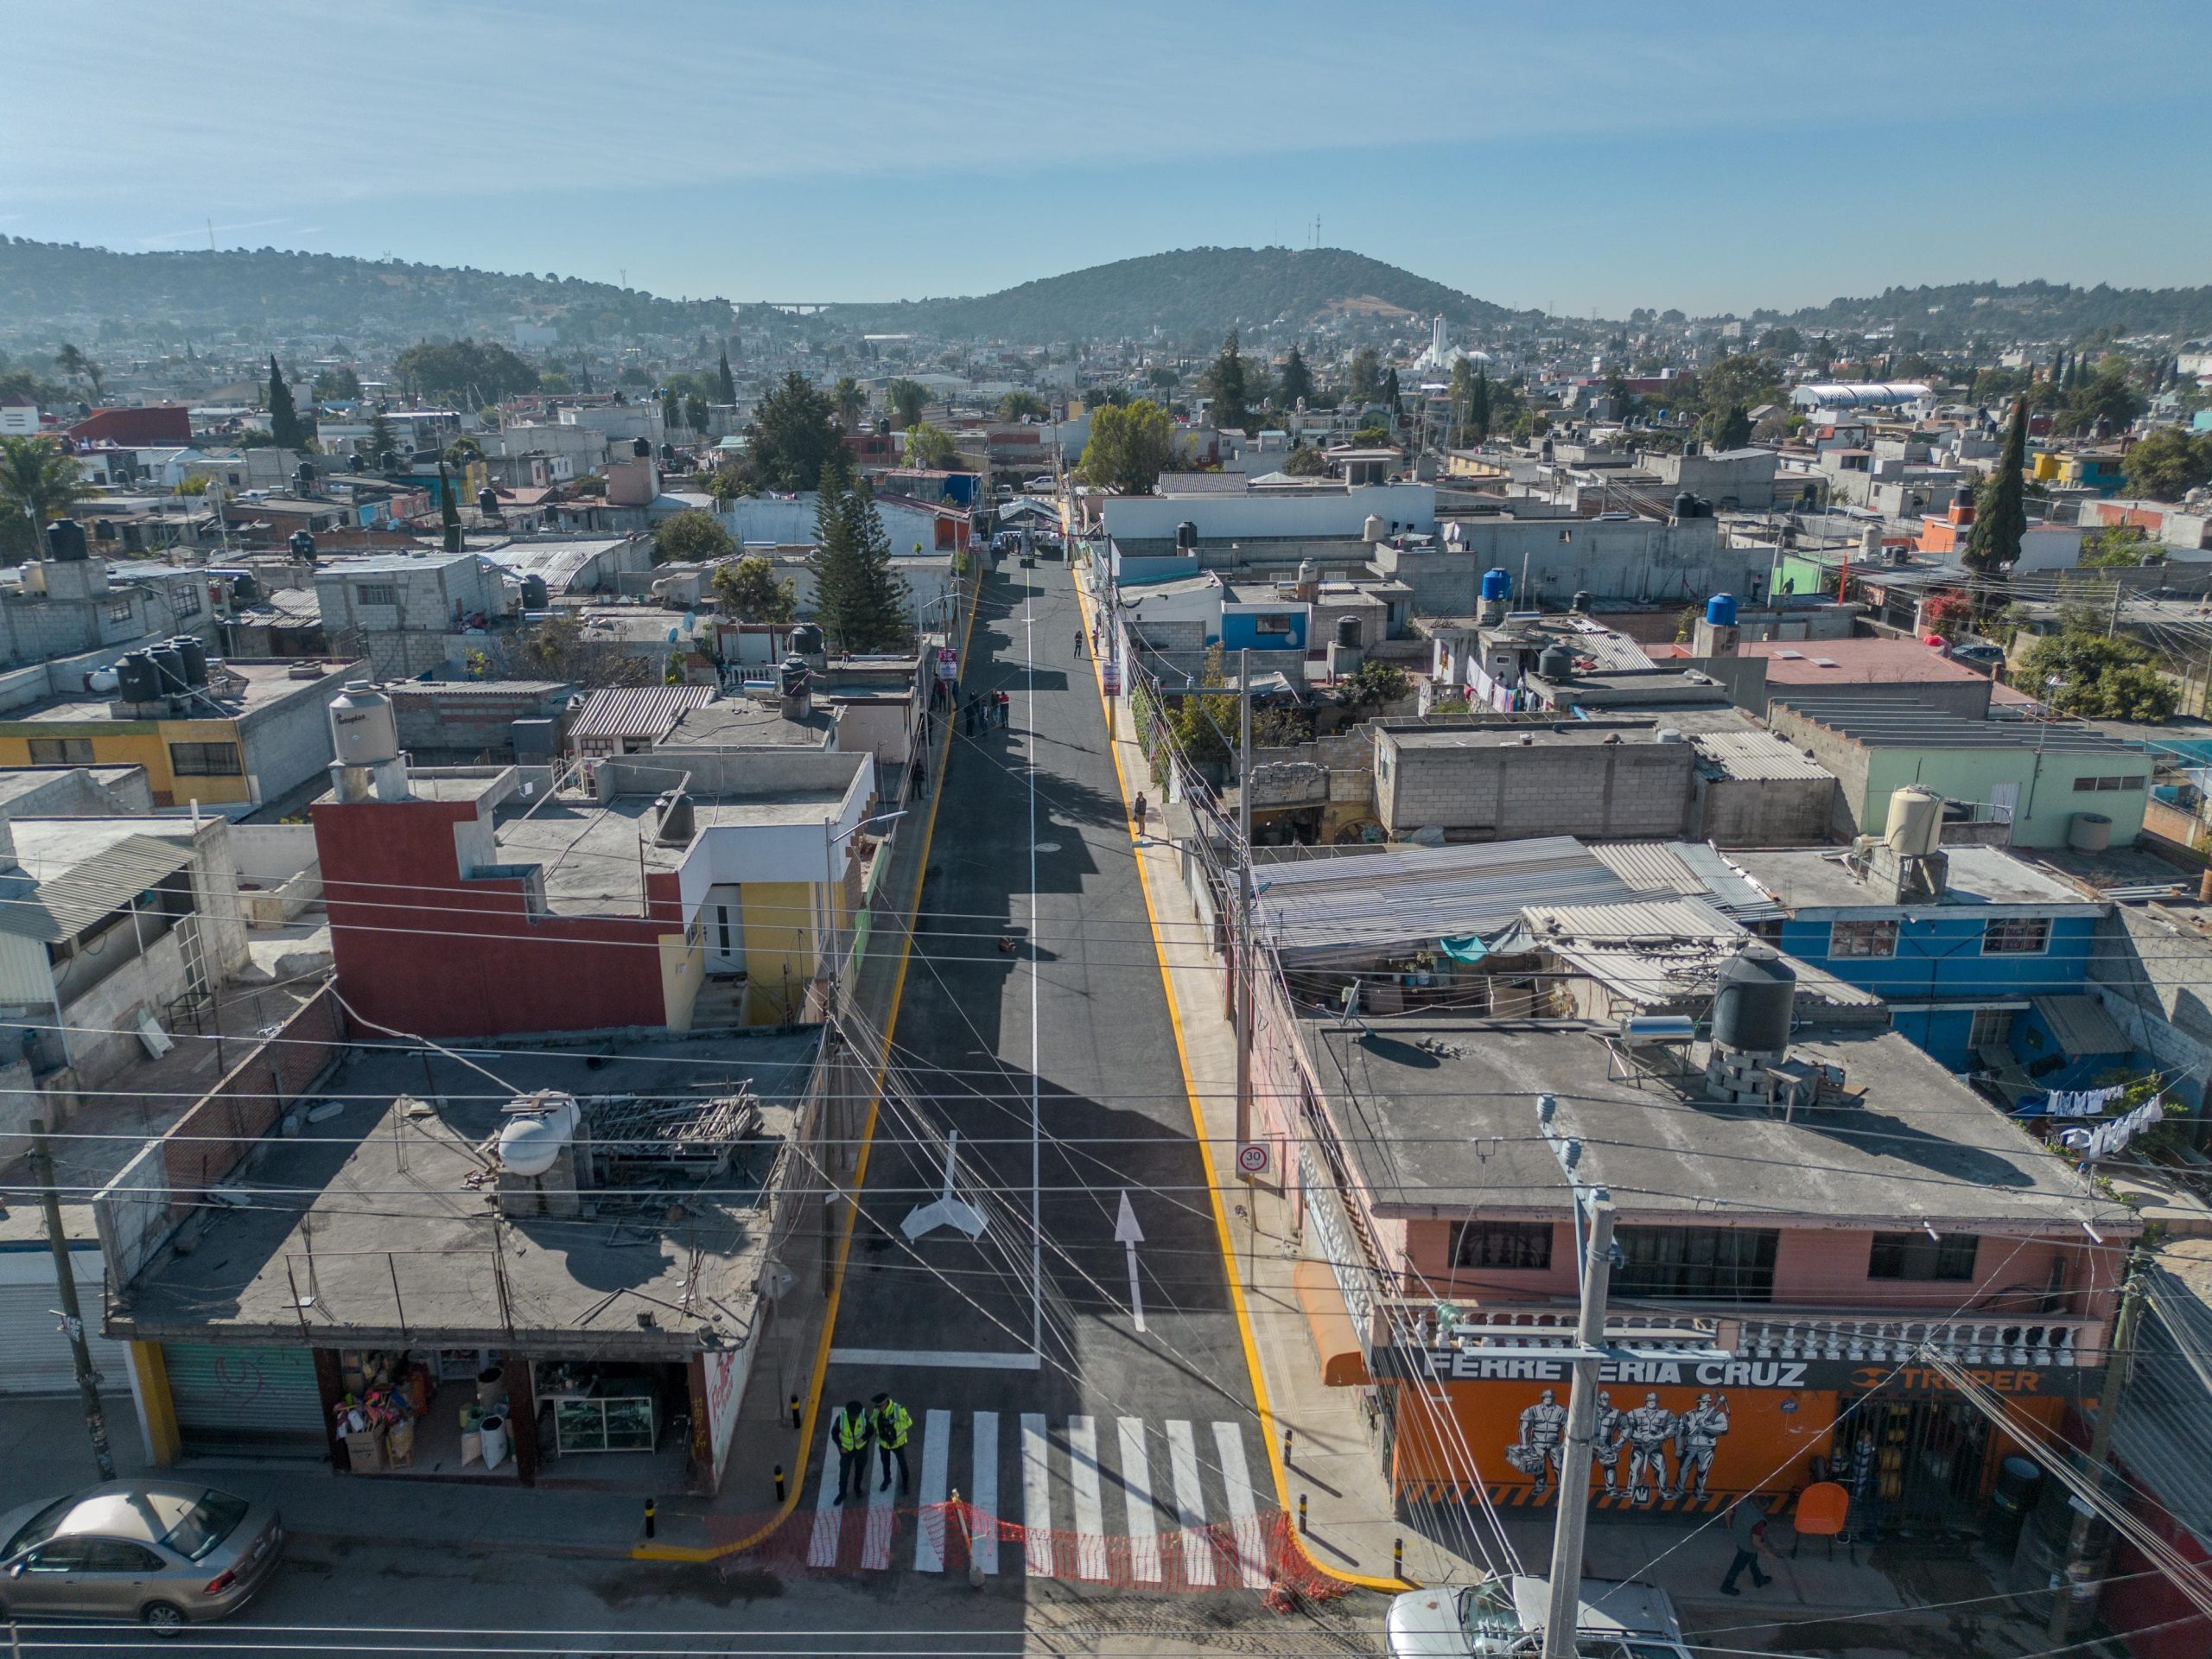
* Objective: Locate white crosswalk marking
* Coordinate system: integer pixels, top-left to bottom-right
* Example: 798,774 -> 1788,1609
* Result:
971,1409 -> 1000,1576
1212,1421 -> 1269,1588
1020,1413 -> 1054,1577
862,1433 -> 897,1569
914,1408 -> 951,1573
807,1427 -> 842,1568
1117,1416 -> 1161,1583
1165,1419 -> 1214,1587
1067,1414 -> 1108,1580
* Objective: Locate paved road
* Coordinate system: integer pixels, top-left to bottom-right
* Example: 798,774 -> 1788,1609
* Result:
814,555 -> 1268,1587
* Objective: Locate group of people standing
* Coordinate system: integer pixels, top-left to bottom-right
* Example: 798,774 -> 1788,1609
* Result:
827,1394 -> 915,1504
960,689 -> 1011,735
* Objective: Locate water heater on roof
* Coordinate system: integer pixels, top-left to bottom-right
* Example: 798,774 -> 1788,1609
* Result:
498,1093 -> 580,1177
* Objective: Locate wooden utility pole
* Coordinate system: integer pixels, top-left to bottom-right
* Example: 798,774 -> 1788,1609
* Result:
31,1120 -> 115,1481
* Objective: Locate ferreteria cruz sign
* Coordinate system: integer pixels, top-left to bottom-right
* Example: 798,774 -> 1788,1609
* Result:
1375,1345 -> 2101,1397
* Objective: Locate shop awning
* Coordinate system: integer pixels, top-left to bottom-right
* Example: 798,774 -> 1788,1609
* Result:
1293,1259 -> 1370,1387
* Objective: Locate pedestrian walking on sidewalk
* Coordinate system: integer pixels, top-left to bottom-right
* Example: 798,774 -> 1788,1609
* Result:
872,1392 -> 913,1494
1133,792 -> 1147,837
1719,1494 -> 1777,1595
830,1399 -> 874,1506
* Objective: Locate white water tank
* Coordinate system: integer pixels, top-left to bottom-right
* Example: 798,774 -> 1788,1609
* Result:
1886,785 -> 1943,857
498,1093 -> 580,1176
328,680 -> 399,766
1363,514 -> 1387,543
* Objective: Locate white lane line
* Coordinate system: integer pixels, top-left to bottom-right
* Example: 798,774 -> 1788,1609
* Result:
1213,1421 -> 1270,1588
971,1409 -> 1000,1577
1166,1420 -> 1213,1587
1026,590 -> 1043,1364
914,1408 -> 950,1573
828,1347 -> 1042,1370
1020,1413 -> 1054,1578
861,1431 -> 897,1570
806,1427 -> 843,1568
1117,1416 -> 1161,1584
1068,1414 -> 1107,1581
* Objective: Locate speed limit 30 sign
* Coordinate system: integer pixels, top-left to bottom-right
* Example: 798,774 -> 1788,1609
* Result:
1235,1141 -> 1270,1177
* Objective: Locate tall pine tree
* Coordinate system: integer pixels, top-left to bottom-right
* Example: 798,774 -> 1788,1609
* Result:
1963,395 -> 2028,576
809,452 -> 909,652
1279,344 -> 1313,409
438,461 -> 463,553
1469,367 -> 1492,440
267,354 -> 306,449
716,350 -> 736,406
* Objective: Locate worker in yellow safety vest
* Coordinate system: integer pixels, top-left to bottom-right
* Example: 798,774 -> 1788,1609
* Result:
872,1392 -> 913,1495
830,1398 -> 873,1505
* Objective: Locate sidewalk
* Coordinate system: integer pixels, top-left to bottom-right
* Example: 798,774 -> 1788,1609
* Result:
1066,552 -> 1979,1626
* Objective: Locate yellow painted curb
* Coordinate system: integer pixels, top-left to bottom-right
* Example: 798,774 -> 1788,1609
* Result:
632,576 -> 982,1563
1071,555 -> 1410,1595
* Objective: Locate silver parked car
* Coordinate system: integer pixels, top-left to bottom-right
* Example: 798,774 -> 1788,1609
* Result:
0,1480 -> 283,1637
1385,1574 -> 1693,1659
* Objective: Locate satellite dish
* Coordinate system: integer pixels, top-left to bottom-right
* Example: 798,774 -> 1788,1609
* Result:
666,626 -> 680,644
683,610 -> 697,631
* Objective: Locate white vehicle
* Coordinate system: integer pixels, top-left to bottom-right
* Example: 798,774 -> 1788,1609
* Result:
1385,1575 -> 1692,1659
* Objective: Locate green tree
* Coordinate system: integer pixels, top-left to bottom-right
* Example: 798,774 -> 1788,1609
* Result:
715,351 -> 737,406
511,614 -> 655,689
1348,346 -> 1381,403
266,355 -> 308,448
712,554 -> 797,622
53,343 -> 102,403
1468,367 -> 1492,440
1146,365 -> 1180,391
1342,658 -> 1409,710
1351,424 -> 1391,448
363,408 -> 397,467
830,375 -> 868,428
1703,403 -> 1753,450
1282,442 -> 1332,478
810,453 -> 911,652
1963,397 -> 2029,575
1076,398 -> 1177,495
747,370 -> 843,492
1381,365 -> 1401,413
998,390 -> 1048,422
537,372 -> 573,395
1201,330 -> 1249,432
685,392 -> 710,435
442,435 -> 484,468
903,422 -> 958,469
1165,646 -> 1236,772
311,364 -> 363,402
652,506 -> 736,564
2055,361 -> 2146,437
0,435 -> 86,559
2123,427 -> 2212,500
885,378 -> 929,429
438,461 -> 462,553
2080,525 -> 2155,568
2023,627 -> 2177,721
662,388 -> 683,433
392,338 -> 540,404
1279,345 -> 1314,410
1698,353 -> 1783,421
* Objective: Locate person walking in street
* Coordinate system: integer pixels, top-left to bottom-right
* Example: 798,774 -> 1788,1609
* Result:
872,1391 -> 913,1494
830,1399 -> 873,1506
1719,1493 -> 1777,1596
1074,626 -> 1085,659
962,695 -> 978,737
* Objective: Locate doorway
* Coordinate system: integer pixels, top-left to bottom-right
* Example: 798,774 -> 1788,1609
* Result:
705,885 -> 743,976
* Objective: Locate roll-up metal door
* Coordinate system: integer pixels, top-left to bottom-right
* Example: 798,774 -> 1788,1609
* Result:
0,1248 -> 130,1395
160,1343 -> 327,1456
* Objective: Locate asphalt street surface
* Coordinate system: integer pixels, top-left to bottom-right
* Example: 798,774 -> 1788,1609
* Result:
813,554 -> 1270,1586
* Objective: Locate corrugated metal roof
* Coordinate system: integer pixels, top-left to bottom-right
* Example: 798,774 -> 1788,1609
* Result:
1668,842 -> 1788,924
1586,841 -> 1786,923
0,834 -> 195,944
568,685 -> 718,742
1518,897 -> 1883,1012
1588,842 -> 1706,896
1692,729 -> 1837,782
2110,1249 -> 2212,1545
2030,993 -> 2130,1057
1255,836 -> 1634,959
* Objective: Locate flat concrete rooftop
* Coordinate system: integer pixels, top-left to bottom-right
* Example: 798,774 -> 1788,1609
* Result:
107,1028 -> 821,1357
1727,846 -> 2097,912
7,659 -> 353,725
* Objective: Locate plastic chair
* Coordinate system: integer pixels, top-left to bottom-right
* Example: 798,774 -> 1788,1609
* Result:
1793,1480 -> 1853,1562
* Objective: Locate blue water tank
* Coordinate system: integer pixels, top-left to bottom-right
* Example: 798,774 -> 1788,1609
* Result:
1480,568 -> 1512,603
1706,593 -> 1738,626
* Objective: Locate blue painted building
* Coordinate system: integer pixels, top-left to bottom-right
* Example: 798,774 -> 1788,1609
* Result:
1728,845 -> 2120,1080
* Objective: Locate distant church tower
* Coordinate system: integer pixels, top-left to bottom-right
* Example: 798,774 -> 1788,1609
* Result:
1430,315 -> 1449,362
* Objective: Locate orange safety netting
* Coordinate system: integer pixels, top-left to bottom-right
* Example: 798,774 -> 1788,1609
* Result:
702,1500 -> 1349,1610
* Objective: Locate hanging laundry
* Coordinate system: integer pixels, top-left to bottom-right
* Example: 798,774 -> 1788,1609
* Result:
2059,1097 -> 2165,1160
2042,1084 -> 2128,1119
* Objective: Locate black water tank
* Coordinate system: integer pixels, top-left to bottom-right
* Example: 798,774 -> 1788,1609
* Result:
115,651 -> 161,702
147,644 -> 188,696
231,572 -> 262,605
518,573 -> 550,611
1174,520 -> 1198,551
44,518 -> 89,562
1675,491 -> 1697,520
289,529 -> 316,563
477,486 -> 499,516
1334,614 -> 1361,649
779,652 -> 810,696
791,622 -> 825,658
295,461 -> 318,493
1537,642 -> 1575,680
1714,946 -> 1796,1052
170,635 -> 208,687
1571,590 -> 1594,613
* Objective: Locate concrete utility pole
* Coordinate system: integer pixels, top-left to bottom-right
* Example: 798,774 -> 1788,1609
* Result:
1538,1094 -> 1615,1659
1235,648 -> 1254,1161
2050,1259 -> 2146,1643
31,1120 -> 115,1482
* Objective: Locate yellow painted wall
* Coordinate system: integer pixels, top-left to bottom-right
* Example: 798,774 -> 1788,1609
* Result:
130,1341 -> 181,1465
0,716 -> 250,807
737,879 -> 826,1027
658,926 -> 704,1032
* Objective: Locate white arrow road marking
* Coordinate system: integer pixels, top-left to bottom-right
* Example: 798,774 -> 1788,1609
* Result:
1115,1189 -> 1147,1332
901,1128 -> 988,1241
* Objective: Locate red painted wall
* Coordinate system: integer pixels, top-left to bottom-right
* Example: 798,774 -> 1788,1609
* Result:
67,406 -> 193,447
2102,1465 -> 2212,1659
313,796 -> 676,1039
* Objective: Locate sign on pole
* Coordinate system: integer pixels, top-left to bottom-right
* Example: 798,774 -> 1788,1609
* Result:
1236,1141 -> 1270,1178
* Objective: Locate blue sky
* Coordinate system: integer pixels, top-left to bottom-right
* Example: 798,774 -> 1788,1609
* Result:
5,1 -> 2206,317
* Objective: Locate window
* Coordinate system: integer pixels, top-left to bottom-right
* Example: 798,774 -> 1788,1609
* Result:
1869,1231 -> 1980,1281
1452,1221 -> 1553,1271
1746,918 -> 1784,944
356,582 -> 397,607
1253,613 -> 1293,636
1968,1007 -> 2014,1048
159,1490 -> 246,1561
1828,918 -> 1898,959
2074,773 -> 2148,792
168,741 -> 242,778
106,601 -> 134,623
23,1539 -> 91,1573
1613,1226 -> 1779,1302
27,738 -> 95,766
1983,918 -> 2050,956
174,586 -> 201,617
85,1540 -> 166,1573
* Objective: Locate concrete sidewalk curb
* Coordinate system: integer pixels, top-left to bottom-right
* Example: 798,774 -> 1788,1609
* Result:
287,1525 -> 639,1561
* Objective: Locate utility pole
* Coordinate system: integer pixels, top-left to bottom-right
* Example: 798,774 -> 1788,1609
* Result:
2049,1259 -> 2146,1643
1235,647 -> 1255,1200
1539,1094 -> 1615,1659
31,1120 -> 116,1481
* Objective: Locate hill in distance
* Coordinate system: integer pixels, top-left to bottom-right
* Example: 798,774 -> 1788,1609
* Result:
824,246 -> 1537,340
1774,279 -> 2212,343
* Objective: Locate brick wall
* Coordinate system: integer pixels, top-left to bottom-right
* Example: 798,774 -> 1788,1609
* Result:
1379,738 -> 1694,838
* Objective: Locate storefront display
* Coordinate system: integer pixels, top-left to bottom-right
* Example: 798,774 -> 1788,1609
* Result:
539,1363 -> 661,1454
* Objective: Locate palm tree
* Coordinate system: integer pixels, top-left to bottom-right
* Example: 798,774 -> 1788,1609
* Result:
830,376 -> 868,429
53,344 -> 103,404
0,436 -> 86,557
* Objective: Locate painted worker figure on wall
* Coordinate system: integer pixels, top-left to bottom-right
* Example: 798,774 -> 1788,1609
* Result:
1671,1391 -> 1732,1501
1624,1392 -> 1679,1504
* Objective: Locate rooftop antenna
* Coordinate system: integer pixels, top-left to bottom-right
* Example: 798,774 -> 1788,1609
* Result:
207,219 -> 214,251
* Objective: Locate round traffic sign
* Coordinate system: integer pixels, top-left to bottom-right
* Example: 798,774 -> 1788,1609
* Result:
1236,1141 -> 1269,1175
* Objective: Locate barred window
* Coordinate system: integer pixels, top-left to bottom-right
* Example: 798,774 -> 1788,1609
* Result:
1452,1222 -> 1553,1271
168,741 -> 242,777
